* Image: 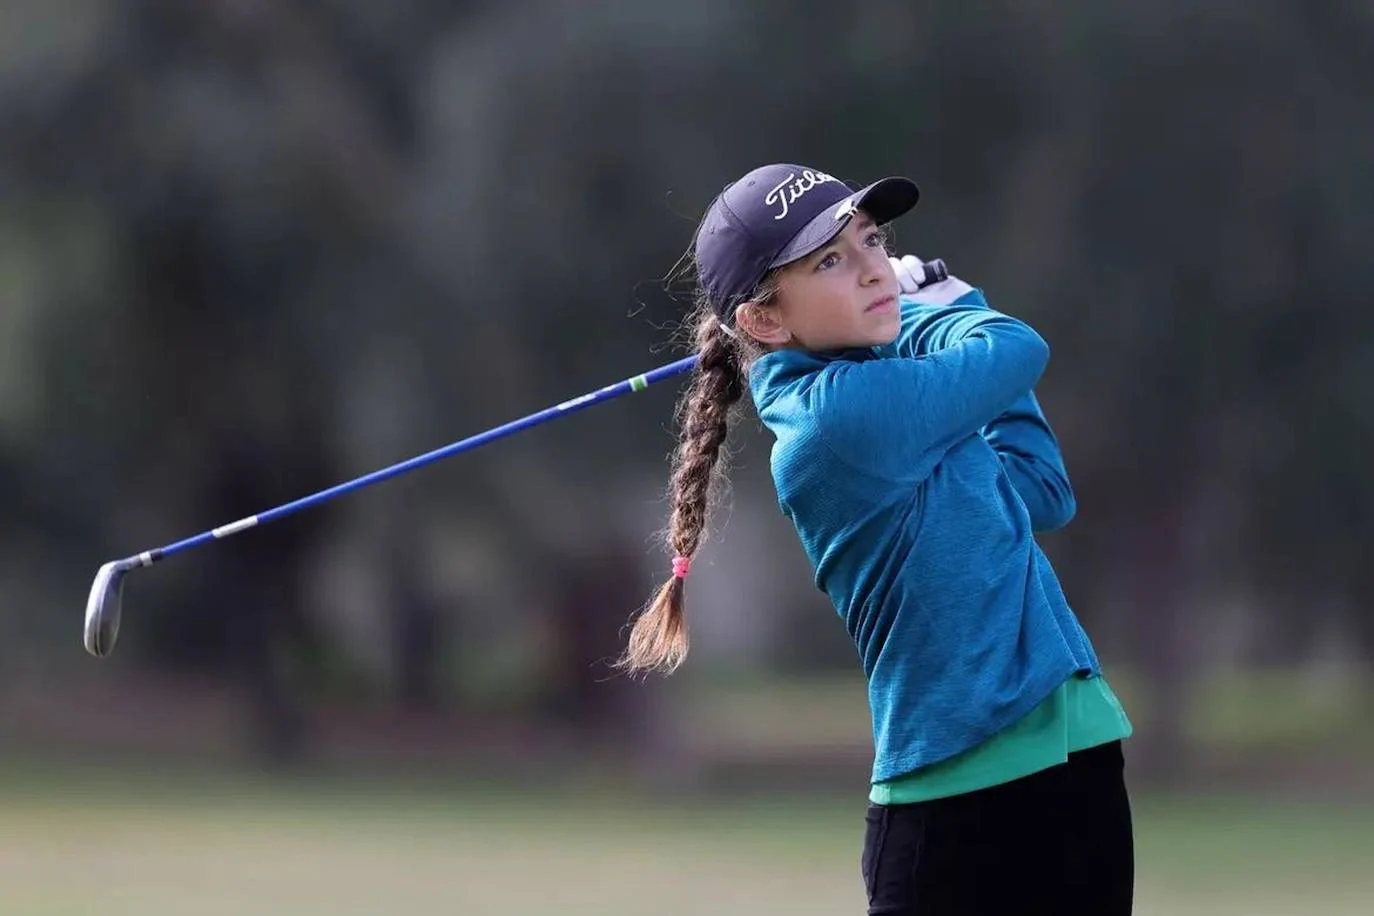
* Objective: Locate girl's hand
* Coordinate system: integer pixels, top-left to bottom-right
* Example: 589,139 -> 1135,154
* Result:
890,254 -> 933,294
890,254 -> 974,303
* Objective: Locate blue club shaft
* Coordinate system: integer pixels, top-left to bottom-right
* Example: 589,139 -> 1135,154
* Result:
113,259 -> 951,572
119,355 -> 699,569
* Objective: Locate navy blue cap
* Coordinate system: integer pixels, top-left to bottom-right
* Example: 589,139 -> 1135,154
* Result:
693,164 -> 920,323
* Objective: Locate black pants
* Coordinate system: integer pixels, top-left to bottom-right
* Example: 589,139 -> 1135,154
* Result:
862,740 -> 1134,915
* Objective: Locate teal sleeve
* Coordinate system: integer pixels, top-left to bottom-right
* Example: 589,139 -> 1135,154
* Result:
889,289 -> 1075,529
888,289 -> 995,358
981,392 -> 1077,531
811,313 -> 1050,480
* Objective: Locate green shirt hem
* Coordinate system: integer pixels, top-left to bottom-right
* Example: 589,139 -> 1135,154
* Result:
869,673 -> 1132,805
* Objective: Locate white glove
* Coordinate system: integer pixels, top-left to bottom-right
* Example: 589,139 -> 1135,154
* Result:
889,254 -> 974,305
889,254 -> 933,294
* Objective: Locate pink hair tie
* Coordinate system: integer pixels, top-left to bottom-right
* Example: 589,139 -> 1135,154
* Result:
671,556 -> 691,580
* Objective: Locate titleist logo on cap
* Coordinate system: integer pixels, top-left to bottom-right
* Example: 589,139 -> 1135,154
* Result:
765,170 -> 839,221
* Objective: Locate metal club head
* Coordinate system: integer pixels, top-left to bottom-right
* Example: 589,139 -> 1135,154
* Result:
84,560 -> 133,658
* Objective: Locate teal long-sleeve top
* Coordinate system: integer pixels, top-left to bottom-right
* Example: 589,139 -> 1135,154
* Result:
748,285 -> 1104,783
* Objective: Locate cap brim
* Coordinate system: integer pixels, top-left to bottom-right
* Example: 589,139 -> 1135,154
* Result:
768,176 -> 920,269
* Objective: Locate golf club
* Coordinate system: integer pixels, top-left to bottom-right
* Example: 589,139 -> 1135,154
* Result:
83,257 -> 949,659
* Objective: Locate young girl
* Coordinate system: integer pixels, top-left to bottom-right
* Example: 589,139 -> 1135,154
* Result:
618,163 -> 1135,915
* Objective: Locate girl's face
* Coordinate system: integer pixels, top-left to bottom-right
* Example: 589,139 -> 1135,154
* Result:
735,211 -> 901,352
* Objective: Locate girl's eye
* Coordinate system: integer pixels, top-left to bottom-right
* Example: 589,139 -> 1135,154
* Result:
816,252 -> 840,271
864,231 -> 884,248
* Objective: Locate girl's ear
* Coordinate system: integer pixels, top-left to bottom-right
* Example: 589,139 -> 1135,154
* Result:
734,300 -> 792,346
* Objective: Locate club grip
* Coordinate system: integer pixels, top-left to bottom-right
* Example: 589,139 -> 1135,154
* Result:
920,258 -> 948,288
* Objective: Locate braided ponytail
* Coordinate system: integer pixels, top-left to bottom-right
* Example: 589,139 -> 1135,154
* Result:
616,305 -> 748,675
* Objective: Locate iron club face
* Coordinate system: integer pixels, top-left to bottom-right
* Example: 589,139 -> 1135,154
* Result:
84,560 -> 133,658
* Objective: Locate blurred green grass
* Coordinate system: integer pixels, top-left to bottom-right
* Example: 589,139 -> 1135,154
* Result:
0,757 -> 1371,915
680,667 -> 1374,756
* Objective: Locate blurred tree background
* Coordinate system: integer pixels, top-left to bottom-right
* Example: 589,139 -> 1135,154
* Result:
1,0 -> 1371,792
